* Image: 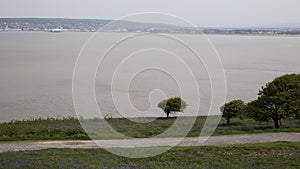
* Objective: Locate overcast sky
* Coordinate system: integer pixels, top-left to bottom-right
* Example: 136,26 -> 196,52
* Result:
0,0 -> 299,27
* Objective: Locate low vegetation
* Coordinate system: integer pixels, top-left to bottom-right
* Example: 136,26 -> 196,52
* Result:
0,117 -> 299,141
0,142 -> 299,169
0,117 -> 88,141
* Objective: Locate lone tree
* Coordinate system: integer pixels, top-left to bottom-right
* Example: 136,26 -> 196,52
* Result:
158,97 -> 187,118
220,100 -> 246,125
246,74 -> 300,128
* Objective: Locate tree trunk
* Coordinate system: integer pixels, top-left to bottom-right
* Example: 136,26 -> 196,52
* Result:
166,112 -> 170,118
226,118 -> 230,125
273,118 -> 280,129
279,119 -> 282,126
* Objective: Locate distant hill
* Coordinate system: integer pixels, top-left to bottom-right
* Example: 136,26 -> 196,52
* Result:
0,18 -> 195,33
0,18 -> 299,35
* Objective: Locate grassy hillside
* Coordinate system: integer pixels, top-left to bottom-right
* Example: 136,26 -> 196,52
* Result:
0,142 -> 299,168
0,117 -> 299,141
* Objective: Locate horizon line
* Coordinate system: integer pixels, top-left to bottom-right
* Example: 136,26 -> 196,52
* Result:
0,17 -> 299,29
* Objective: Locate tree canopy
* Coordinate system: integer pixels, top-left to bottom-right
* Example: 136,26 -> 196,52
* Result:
246,74 -> 300,128
220,100 -> 246,125
158,97 -> 187,118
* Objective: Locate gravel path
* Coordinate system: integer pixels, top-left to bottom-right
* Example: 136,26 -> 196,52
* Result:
0,133 -> 299,153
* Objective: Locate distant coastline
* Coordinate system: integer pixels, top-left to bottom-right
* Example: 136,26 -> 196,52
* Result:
1,29 -> 300,38
1,18 -> 300,36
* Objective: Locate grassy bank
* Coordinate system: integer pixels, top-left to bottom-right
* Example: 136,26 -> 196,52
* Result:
0,142 -> 299,168
0,117 -> 299,141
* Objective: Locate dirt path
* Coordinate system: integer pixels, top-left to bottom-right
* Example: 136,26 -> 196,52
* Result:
0,133 -> 299,153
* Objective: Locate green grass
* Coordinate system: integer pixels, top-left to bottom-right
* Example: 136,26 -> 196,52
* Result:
0,117 -> 299,141
0,142 -> 299,168
0,117 -> 89,141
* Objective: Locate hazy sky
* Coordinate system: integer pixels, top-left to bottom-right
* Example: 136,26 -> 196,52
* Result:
0,0 -> 299,27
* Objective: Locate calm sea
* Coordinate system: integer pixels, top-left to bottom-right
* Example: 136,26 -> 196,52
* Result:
0,32 -> 299,121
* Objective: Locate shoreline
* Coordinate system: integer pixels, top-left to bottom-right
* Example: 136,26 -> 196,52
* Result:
1,30 -> 300,37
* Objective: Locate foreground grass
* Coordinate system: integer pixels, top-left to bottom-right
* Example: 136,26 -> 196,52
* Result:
0,117 -> 299,141
0,142 -> 299,169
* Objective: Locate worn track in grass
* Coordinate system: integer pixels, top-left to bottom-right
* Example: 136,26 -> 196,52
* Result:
0,133 -> 299,153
